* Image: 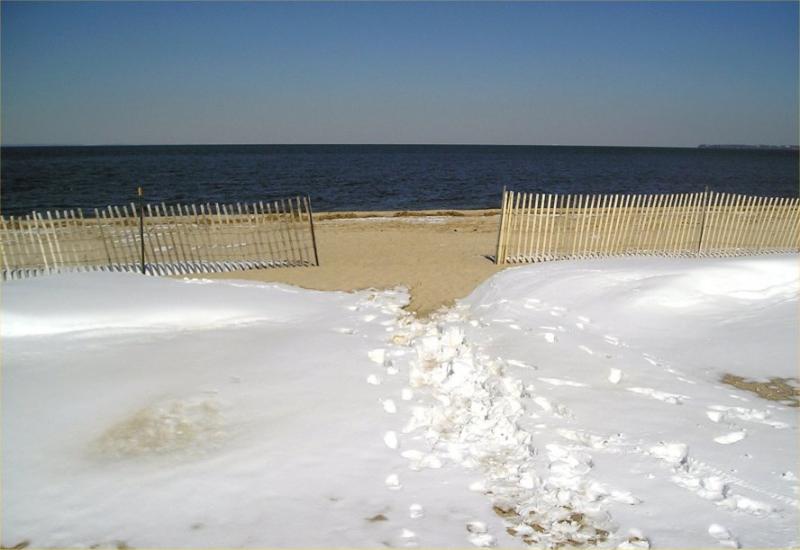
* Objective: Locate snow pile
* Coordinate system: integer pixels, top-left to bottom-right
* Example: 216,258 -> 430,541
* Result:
2,255 -> 798,548
385,256 -> 798,548
3,274 -> 522,548
1,273 -> 330,337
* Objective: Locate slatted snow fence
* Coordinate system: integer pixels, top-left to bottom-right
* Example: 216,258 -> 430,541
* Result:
495,190 -> 800,264
1,196 -> 319,279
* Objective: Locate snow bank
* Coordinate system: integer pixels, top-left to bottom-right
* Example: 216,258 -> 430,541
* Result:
0,273 -> 336,337
467,256 -> 799,380
2,274 -> 515,548
387,255 -> 798,548
3,255 -> 798,548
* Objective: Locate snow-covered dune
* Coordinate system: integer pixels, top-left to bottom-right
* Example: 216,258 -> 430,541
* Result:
396,255 -> 799,548
2,255 -> 798,548
3,274 -> 520,549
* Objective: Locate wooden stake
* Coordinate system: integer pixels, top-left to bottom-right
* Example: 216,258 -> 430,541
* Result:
579,194 -> 594,257
775,198 -> 799,249
494,188 -> 509,264
541,194 -> 553,260
513,192 -> 528,261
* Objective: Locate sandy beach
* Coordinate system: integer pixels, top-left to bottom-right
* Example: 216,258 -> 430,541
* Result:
200,209 -> 504,316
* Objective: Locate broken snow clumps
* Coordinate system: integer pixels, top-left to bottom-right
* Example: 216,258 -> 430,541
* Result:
383,255 -> 798,549
2,255 -> 798,548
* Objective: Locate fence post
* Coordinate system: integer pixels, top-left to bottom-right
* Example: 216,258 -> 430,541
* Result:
305,194 -> 320,266
697,186 -> 711,254
138,186 -> 146,274
495,186 -> 508,264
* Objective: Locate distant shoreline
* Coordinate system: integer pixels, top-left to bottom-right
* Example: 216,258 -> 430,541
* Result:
697,144 -> 799,151
2,143 -> 796,149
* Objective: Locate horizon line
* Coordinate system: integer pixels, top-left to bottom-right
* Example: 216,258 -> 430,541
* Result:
3,142 -> 799,149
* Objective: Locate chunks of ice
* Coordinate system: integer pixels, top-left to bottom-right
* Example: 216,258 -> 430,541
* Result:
466,521 -> 488,534
383,431 -> 399,450
713,431 -> 746,445
409,503 -> 424,519
708,524 -> 739,548
368,348 -> 386,364
648,442 -> 688,466
385,473 -> 402,490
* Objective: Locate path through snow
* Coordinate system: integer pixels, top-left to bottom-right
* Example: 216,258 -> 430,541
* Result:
2,256 -> 798,548
373,256 -> 798,548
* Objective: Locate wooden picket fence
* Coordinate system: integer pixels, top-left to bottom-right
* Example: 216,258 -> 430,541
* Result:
495,190 -> 800,264
0,196 -> 319,280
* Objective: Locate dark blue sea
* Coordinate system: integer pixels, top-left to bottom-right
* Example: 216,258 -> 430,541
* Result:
1,145 -> 797,216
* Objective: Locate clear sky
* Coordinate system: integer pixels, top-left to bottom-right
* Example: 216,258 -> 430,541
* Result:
1,1 -> 797,147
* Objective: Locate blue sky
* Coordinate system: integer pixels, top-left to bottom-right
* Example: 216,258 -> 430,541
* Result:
1,1 -> 797,146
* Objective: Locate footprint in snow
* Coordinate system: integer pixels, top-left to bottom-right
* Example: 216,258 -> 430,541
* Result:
713,431 -> 746,445
706,405 -> 789,429
608,489 -> 642,505
385,473 -> 402,490
466,522 -> 495,547
368,349 -> 386,365
538,377 -> 588,388
608,368 -> 623,384
708,524 -> 739,548
648,442 -> 689,465
603,335 -> 620,346
384,431 -> 399,449
401,388 -> 414,401
367,374 -> 382,386
382,399 -> 397,414
627,387 -> 688,405
399,528 -> 418,547
540,332 -> 557,344
532,396 -> 572,418
506,359 -> 536,370
409,503 -> 424,519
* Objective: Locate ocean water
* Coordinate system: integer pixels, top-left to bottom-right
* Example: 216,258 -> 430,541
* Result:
1,145 -> 797,216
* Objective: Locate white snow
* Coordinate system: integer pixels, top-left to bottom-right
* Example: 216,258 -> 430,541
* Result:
2,255 -> 798,548
387,255 -> 798,548
1,273 -> 513,548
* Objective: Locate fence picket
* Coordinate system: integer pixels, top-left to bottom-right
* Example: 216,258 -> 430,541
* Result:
493,189 -> 799,265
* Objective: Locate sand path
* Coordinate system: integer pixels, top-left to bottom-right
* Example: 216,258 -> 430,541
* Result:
201,210 -> 505,317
